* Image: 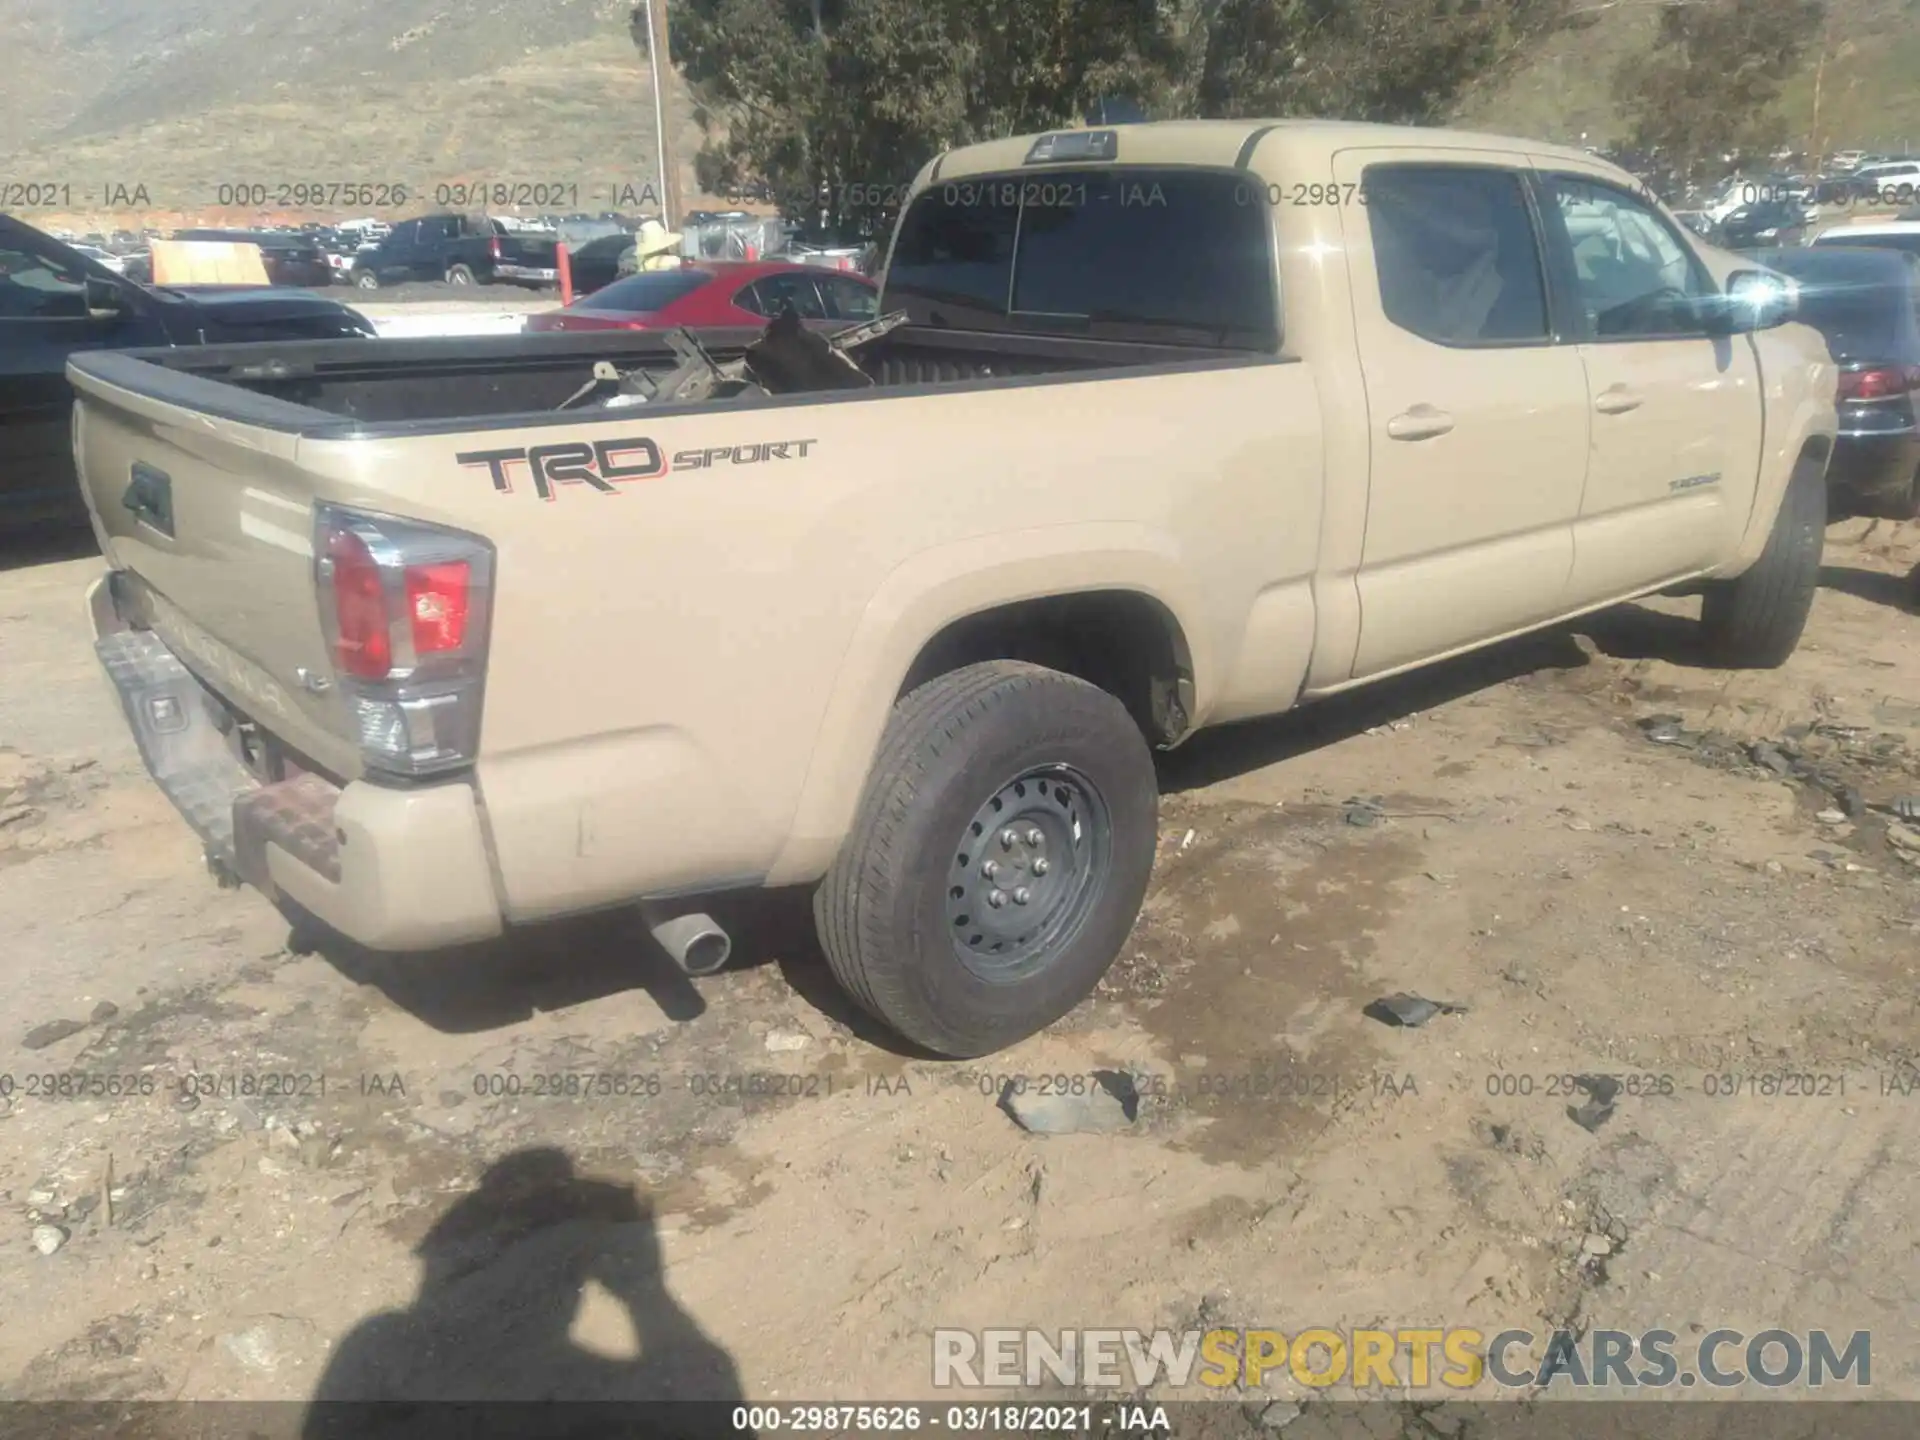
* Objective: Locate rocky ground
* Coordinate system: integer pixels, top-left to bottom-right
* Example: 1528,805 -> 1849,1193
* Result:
2,518 -> 1918,1435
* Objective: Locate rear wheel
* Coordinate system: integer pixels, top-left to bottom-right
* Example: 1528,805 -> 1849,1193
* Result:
815,661 -> 1158,1058
353,270 -> 379,290
445,264 -> 476,286
1699,454 -> 1826,668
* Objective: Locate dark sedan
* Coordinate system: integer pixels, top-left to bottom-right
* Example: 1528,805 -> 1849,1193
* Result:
1752,246 -> 1920,520
1716,200 -> 1808,251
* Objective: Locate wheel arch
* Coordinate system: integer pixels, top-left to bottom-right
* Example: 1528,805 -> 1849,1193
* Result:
761,529 -> 1211,886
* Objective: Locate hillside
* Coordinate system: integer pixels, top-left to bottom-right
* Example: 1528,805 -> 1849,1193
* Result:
0,0 -> 710,228
1459,0 -> 1920,157
2,0 -> 1916,233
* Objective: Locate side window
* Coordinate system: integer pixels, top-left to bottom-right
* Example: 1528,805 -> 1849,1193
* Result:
384,221 -> 418,250
1546,176 -> 1710,340
824,277 -> 878,319
734,282 -> 766,317
0,241 -> 89,319
1364,164 -> 1548,346
747,272 -> 827,319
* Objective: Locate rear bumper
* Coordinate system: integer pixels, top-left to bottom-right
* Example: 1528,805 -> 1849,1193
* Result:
91,581 -> 504,950
493,264 -> 557,283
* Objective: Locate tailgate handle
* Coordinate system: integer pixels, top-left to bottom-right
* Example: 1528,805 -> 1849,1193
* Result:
123,462 -> 175,538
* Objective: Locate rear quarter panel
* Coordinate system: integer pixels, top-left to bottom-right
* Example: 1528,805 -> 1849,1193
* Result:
321,359 -> 1324,915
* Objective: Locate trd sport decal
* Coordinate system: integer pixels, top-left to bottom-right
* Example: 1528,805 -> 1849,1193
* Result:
457,436 -> 818,501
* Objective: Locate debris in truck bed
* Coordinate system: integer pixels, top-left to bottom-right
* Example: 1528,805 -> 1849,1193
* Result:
554,304 -> 911,411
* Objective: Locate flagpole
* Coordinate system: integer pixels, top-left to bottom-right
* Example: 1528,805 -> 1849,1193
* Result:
643,0 -> 674,229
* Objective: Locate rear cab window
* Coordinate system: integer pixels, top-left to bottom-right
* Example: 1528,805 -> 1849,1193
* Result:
884,167 -> 1278,349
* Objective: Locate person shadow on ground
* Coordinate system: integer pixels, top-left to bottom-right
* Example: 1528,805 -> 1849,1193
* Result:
302,1147 -> 751,1440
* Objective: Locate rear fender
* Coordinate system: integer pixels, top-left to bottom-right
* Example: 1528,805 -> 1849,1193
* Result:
762,524 -> 1209,885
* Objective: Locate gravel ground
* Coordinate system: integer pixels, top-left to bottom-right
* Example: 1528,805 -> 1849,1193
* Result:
2,517 -> 1919,1425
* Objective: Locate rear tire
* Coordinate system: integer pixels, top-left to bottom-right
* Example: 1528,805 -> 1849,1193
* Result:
445,264 -> 476,286
1699,454 -> 1826,669
814,661 -> 1158,1058
353,270 -> 379,290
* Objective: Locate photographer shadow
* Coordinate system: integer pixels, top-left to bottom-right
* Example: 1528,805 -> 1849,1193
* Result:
303,1148 -> 752,1440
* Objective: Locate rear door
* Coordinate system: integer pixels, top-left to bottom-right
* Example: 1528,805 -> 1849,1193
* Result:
1535,172 -> 1764,603
1333,151 -> 1591,678
412,218 -> 460,281
370,221 -> 419,283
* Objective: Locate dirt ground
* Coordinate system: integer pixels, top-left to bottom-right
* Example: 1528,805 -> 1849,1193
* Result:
3,518 -> 1919,1430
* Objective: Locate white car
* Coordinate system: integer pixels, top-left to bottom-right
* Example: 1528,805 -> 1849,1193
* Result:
1850,161 -> 1920,204
1810,219 -> 1920,258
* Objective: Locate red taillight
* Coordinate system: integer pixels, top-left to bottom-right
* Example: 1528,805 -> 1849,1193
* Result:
326,527 -> 392,679
1839,365 -> 1920,401
490,235 -> 502,260
315,505 -> 496,776
406,561 -> 471,654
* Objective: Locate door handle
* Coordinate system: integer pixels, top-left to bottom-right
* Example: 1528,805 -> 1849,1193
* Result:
1385,405 -> 1455,441
1594,385 -> 1644,414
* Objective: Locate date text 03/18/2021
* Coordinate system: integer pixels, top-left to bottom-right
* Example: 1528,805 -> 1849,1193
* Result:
727,1404 -> 1171,1435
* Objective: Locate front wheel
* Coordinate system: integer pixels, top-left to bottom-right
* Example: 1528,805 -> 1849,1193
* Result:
1699,454 -> 1826,668
814,661 -> 1159,1058
353,270 -> 379,290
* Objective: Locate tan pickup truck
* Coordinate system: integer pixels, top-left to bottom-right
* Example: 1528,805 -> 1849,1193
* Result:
69,120 -> 1837,1058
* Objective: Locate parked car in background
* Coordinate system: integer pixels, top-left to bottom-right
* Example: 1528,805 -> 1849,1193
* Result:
349,215 -> 559,289
1753,245 -> 1920,521
1715,199 -> 1809,250
0,214 -> 374,532
1849,160 -> 1920,206
71,245 -> 126,275
166,228 -> 336,287
523,260 -> 877,332
1812,220 -> 1920,258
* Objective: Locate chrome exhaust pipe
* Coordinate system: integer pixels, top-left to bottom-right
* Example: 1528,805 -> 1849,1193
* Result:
641,908 -> 732,976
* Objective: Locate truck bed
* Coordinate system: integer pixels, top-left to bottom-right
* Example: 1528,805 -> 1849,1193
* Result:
71,325 -> 1272,434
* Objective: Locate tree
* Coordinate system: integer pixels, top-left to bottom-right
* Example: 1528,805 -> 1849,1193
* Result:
1612,0 -> 1827,186
664,0 -> 1582,236
1189,0 -> 1575,123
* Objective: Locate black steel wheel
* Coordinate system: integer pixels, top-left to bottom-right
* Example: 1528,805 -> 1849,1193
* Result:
815,661 -> 1158,1058
945,766 -> 1110,983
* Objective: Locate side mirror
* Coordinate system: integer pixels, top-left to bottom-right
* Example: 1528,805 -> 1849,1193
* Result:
83,275 -> 129,319
1704,269 -> 1798,334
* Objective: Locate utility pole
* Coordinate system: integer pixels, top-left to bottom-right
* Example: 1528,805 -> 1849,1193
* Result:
641,0 -> 682,229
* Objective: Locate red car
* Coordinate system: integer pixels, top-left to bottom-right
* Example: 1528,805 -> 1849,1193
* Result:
525,261 -> 879,332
